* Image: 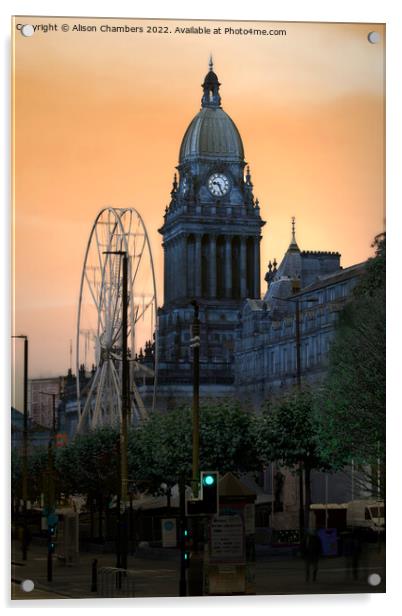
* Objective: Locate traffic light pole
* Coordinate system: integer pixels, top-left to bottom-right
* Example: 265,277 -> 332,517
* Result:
191,300 -> 200,498
103,250 -> 129,572
46,440 -> 55,582
295,299 -> 304,541
188,301 -> 204,596
22,336 -> 28,562
178,474 -> 187,596
12,335 -> 29,561
120,252 -> 129,572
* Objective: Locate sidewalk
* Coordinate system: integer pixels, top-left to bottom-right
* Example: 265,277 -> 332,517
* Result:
11,540 -> 179,599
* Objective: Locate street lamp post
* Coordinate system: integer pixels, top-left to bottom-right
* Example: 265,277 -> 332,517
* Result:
39,390 -> 59,582
272,296 -> 318,539
103,250 -> 129,571
12,335 -> 29,561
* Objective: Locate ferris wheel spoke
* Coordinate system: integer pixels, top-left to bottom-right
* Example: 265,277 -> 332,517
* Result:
92,362 -> 107,428
132,382 -> 148,421
131,236 -> 146,289
84,270 -> 106,331
134,296 -> 155,323
76,366 -> 102,433
94,225 -> 106,274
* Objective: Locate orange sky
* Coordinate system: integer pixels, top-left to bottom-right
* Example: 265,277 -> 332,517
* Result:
12,17 -> 385,380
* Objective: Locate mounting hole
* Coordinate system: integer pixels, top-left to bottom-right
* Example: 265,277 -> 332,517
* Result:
21,579 -> 35,592
21,24 -> 34,37
367,573 -> 381,586
368,31 -> 380,44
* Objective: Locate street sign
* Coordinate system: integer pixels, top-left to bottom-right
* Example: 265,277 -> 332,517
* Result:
161,518 -> 177,547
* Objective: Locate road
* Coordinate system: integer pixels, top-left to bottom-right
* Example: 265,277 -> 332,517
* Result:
11,540 -> 385,600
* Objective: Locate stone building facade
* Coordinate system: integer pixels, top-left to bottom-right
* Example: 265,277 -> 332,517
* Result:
157,59 -> 264,404
234,222 -> 366,406
156,60 -> 366,412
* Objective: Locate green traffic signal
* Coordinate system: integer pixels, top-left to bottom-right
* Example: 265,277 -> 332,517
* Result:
203,474 -> 215,487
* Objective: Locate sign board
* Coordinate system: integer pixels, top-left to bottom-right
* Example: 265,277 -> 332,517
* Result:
210,514 -> 244,563
161,518 -> 177,548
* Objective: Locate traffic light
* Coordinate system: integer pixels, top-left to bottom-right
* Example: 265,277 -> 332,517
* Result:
200,471 -> 219,514
48,523 -> 57,553
186,471 -> 219,515
183,528 -> 192,567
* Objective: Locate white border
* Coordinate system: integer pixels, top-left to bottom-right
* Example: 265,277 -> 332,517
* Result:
2,1 -> 401,614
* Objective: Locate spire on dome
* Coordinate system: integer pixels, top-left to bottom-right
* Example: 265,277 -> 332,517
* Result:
201,56 -> 221,108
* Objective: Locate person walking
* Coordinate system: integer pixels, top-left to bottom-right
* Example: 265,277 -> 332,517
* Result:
303,530 -> 322,582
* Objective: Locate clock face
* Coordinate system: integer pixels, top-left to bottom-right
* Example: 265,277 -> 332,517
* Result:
208,173 -> 230,197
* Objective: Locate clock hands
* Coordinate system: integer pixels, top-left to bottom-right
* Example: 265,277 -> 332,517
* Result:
212,178 -> 226,195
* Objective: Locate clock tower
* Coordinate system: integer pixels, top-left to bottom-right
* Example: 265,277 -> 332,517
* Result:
157,59 -> 265,403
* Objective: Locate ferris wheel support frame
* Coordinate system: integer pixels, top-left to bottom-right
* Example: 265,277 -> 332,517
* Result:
75,207 -> 159,432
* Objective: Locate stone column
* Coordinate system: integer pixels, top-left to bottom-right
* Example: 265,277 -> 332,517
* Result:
194,234 -> 202,298
163,242 -> 169,304
171,239 -> 177,302
253,236 -> 261,298
240,237 -> 247,298
209,234 -> 217,298
180,235 -> 187,300
224,235 -> 232,299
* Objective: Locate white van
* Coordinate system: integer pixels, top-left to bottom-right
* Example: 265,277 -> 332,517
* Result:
346,500 -> 385,533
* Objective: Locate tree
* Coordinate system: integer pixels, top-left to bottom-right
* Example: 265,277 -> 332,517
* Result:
127,401 -> 260,496
200,400 -> 260,475
128,406 -> 192,496
318,234 -> 385,497
56,427 -> 120,498
256,389 -> 331,531
55,427 -> 120,539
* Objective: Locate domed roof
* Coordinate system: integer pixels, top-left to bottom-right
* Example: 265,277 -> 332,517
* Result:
179,106 -> 245,162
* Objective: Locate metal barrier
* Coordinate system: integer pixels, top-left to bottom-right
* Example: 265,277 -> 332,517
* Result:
97,566 -> 136,598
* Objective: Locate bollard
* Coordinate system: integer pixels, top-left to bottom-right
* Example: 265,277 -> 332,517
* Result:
91,558 -> 98,592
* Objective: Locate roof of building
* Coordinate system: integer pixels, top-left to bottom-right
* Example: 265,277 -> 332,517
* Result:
179,106 -> 244,162
292,261 -> 366,297
179,61 -> 244,162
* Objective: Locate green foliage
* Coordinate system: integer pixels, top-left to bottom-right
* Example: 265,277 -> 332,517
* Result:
200,400 -> 260,474
56,427 -> 120,497
256,389 -> 330,473
128,406 -> 192,492
318,234 -> 385,471
128,400 -> 260,493
27,447 -> 49,500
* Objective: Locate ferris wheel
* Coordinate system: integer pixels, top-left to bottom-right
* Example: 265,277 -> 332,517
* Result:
75,207 -> 158,434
